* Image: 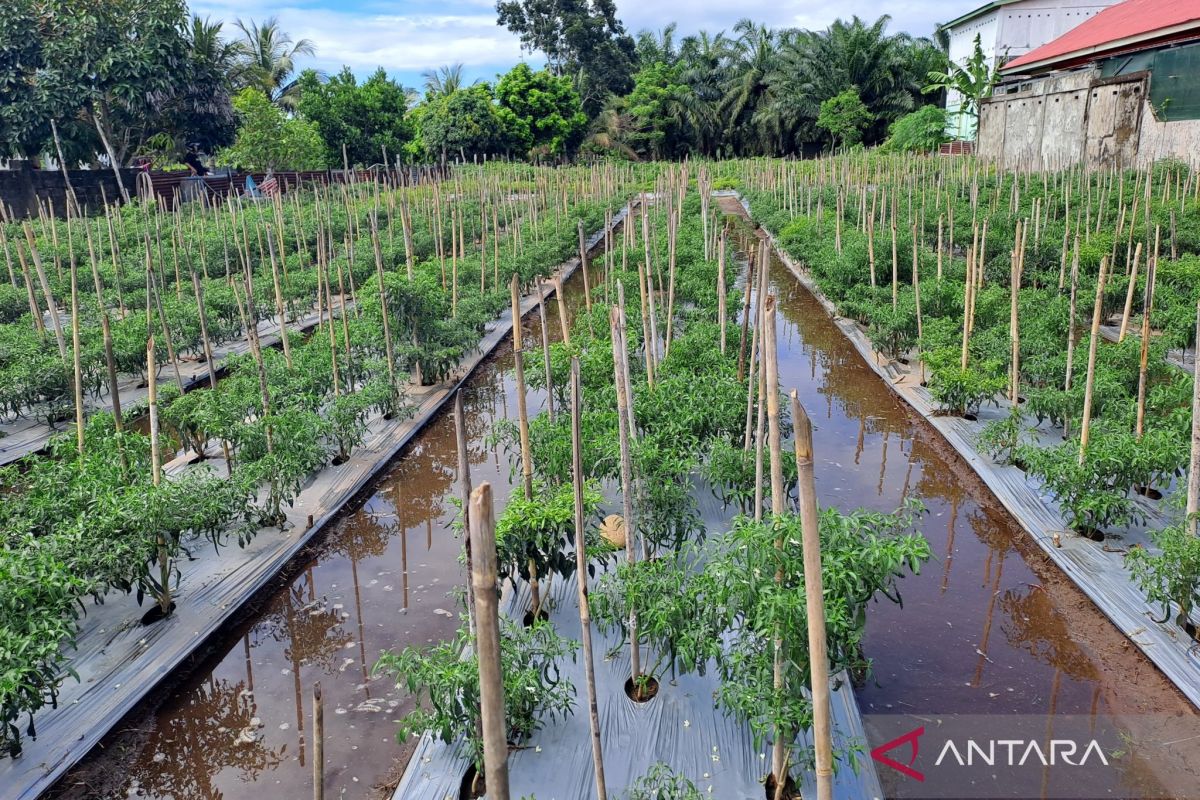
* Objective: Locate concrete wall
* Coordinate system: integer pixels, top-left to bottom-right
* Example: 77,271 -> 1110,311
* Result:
975,67 -> 1200,169
943,0 -> 1117,138
0,162 -> 140,219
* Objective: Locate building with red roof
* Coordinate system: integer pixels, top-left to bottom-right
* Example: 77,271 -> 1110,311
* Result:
974,0 -> 1200,168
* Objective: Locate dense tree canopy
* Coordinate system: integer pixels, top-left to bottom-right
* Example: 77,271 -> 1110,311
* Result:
495,63 -> 588,159
217,87 -> 325,171
3,2 -> 950,169
496,0 -> 637,115
296,67 -> 415,167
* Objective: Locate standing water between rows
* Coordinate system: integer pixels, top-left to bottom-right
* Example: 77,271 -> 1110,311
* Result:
49,209 -> 1194,800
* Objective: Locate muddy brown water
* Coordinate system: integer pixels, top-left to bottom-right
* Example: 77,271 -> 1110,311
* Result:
49,215 -> 1195,800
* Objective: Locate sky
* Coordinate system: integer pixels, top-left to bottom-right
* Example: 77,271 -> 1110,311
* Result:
191,0 -> 956,90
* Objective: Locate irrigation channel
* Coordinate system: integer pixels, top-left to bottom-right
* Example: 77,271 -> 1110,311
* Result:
47,204 -> 1194,800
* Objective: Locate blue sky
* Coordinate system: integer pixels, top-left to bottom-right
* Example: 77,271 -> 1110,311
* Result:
192,0 -> 954,90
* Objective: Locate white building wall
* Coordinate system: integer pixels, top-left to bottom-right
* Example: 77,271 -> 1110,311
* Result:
942,0 -> 1118,139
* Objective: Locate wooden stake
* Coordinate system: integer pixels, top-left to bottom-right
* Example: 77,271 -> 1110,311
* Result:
790,391 -> 833,800
1117,241 -> 1143,342
1078,258 -> 1109,464
147,337 -> 171,616
70,255 -> 84,454
1135,255 -> 1157,440
511,274 -> 540,618
610,303 -> 640,684
1188,300 -> 1200,535
762,293 -> 788,789
467,482 -> 511,800
570,358 -> 608,800
536,279 -> 556,423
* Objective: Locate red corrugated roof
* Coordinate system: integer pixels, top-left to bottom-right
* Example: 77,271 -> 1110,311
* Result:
1002,0 -> 1200,72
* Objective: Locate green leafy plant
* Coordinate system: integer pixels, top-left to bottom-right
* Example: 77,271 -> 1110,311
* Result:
374,618 -> 578,774
1127,524 -> 1200,637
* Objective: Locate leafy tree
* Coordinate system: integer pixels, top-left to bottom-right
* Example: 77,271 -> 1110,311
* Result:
625,62 -> 692,159
296,67 -> 415,167
816,87 -> 873,149
496,63 -> 588,159
924,33 -> 998,140
0,0 -> 49,159
495,0 -> 637,114
719,20 -> 780,156
411,84 -> 526,163
233,17 -> 315,111
40,0 -> 192,167
882,104 -> 948,152
217,87 -> 326,171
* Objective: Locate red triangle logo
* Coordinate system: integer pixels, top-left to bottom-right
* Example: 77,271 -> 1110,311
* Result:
870,725 -> 925,782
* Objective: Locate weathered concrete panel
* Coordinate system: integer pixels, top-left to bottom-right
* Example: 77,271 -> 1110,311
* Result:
1040,88 -> 1088,170
976,99 -> 1007,163
1003,95 -> 1048,170
1137,99 -> 1200,167
1084,80 -> 1144,169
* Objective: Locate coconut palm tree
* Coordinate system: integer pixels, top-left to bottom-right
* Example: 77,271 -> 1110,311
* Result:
234,17 -> 316,111
421,63 -> 476,98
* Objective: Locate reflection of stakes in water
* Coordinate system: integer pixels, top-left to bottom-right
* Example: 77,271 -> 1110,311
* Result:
899,442 -> 915,502
877,430 -> 890,497
351,553 -> 370,698
855,413 -> 865,466
1041,667 -> 1062,798
286,595 -> 306,768
941,492 -> 960,594
971,551 -> 1006,688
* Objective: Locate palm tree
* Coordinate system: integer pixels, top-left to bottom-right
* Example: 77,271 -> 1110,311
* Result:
587,98 -> 640,160
635,24 -> 679,68
720,20 -> 780,156
677,30 -> 732,155
421,63 -> 476,98
234,17 -> 316,111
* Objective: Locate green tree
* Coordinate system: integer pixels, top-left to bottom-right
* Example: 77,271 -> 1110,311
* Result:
234,17 -> 315,111
882,104 -> 948,152
217,87 -> 326,171
412,85 -> 525,164
495,0 -> 637,114
496,63 -> 588,159
625,62 -> 692,159
816,87 -> 873,149
421,63 -> 475,97
924,33 -> 998,140
296,67 -> 415,167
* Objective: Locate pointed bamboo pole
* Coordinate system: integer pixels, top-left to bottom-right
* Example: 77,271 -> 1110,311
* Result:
312,682 -> 324,800
570,358 -> 608,800
763,293 -> 789,792
147,337 -> 171,616
1135,255 -> 1157,440
468,481 -> 510,800
790,391 -> 833,800
536,279 -> 556,422
1117,241 -> 1143,342
23,222 -> 67,360
718,227 -> 728,355
511,274 -> 540,617
610,302 -> 641,685
1078,258 -> 1109,464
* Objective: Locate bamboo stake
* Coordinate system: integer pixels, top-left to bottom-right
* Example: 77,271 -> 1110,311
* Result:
790,391 -> 833,800
762,293 -> 789,792
23,223 -> 67,360
147,337 -> 171,616
718,227 -> 728,355
610,304 -> 641,686
578,220 -> 592,313
1187,300 -> 1200,535
70,254 -> 84,453
536,279 -> 556,422
1078,258 -> 1109,464
570,358 -> 608,800
454,392 -> 477,636
467,482 -> 510,800
266,226 -> 292,368
510,274 -> 540,618
1135,255 -> 1157,440
1117,241 -> 1143,342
